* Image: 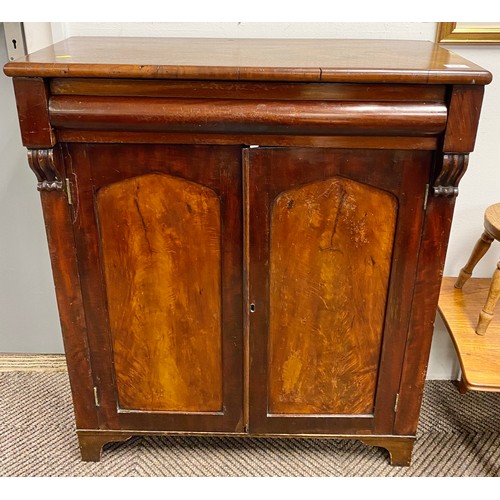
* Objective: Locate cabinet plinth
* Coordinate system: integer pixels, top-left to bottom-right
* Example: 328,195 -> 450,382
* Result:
4,37 -> 491,466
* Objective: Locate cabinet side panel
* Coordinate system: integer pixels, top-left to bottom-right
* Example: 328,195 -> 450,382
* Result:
40,189 -> 98,429
268,177 -> 397,414
394,197 -> 456,435
96,173 -> 223,412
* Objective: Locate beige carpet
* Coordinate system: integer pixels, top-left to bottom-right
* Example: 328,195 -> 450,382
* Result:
0,370 -> 499,476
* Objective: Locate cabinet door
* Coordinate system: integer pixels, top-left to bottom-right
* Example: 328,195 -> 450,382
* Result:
245,147 -> 430,435
66,143 -> 243,433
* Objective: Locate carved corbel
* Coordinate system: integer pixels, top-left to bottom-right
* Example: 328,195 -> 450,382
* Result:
433,154 -> 469,197
27,148 -> 63,192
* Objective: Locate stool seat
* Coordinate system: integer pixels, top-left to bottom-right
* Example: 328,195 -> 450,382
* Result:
484,203 -> 500,241
455,202 -> 500,335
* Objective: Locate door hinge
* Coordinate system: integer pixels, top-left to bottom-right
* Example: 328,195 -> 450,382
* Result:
65,178 -> 73,205
93,386 -> 100,407
394,393 -> 400,413
423,183 -> 429,211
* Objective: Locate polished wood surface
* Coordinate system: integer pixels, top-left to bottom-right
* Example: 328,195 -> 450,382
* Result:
77,428 -> 414,466
39,170 -> 98,429
268,177 -> 396,415
68,143 -> 243,432
443,85 -> 485,153
393,195 -> 457,435
97,174 -> 223,412
50,78 -> 447,101
484,203 -> 500,240
4,37 -> 491,84
49,95 -> 447,136
55,131 -> 439,151
439,277 -> 500,392
247,147 -> 430,435
12,78 -> 54,148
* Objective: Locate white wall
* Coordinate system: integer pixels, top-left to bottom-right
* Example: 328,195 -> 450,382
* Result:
54,22 -> 437,40
2,22 -> 499,379
0,23 -> 62,353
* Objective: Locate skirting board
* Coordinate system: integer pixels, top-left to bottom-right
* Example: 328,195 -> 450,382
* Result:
0,353 -> 67,372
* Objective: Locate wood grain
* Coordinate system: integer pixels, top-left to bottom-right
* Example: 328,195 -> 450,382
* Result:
455,204 -> 500,290
39,179 -> 98,430
455,231 -> 494,289
360,436 -> 415,467
55,130 -> 439,151
484,203 -> 500,240
49,96 -> 447,136
476,262 -> 500,335
66,143 -> 243,432
12,77 -> 54,148
443,85 -> 485,153
97,173 -> 223,412
393,196 -> 456,435
439,277 -> 500,391
268,177 -> 397,414
247,147 -> 430,436
4,37 -> 491,84
50,78 -> 447,102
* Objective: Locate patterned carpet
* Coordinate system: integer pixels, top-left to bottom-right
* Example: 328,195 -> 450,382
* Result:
0,371 -> 499,476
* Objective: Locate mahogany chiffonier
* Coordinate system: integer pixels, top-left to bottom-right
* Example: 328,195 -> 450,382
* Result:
4,37 -> 491,466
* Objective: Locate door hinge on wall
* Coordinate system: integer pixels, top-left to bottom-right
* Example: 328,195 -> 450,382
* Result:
394,393 -> 400,413
93,386 -> 100,407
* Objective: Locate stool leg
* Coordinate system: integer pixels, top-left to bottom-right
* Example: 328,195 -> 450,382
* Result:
455,231 -> 494,289
476,261 -> 500,335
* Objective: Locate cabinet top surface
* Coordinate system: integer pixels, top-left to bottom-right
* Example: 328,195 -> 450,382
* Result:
3,37 -> 492,84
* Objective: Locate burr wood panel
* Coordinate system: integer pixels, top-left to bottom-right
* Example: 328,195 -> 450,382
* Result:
268,177 -> 397,415
96,174 -> 223,412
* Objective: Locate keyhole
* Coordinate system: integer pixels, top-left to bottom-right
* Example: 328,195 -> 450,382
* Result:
12,39 -> 17,49
250,303 -> 256,313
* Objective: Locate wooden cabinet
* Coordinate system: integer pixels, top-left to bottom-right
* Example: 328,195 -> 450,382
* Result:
4,37 -> 491,466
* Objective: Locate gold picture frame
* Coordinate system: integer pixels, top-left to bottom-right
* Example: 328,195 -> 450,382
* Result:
436,22 -> 500,44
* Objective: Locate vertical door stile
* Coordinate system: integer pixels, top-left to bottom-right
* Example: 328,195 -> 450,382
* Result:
243,148 -> 251,433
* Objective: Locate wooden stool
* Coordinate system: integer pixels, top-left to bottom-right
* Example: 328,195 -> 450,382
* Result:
455,203 -> 500,335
